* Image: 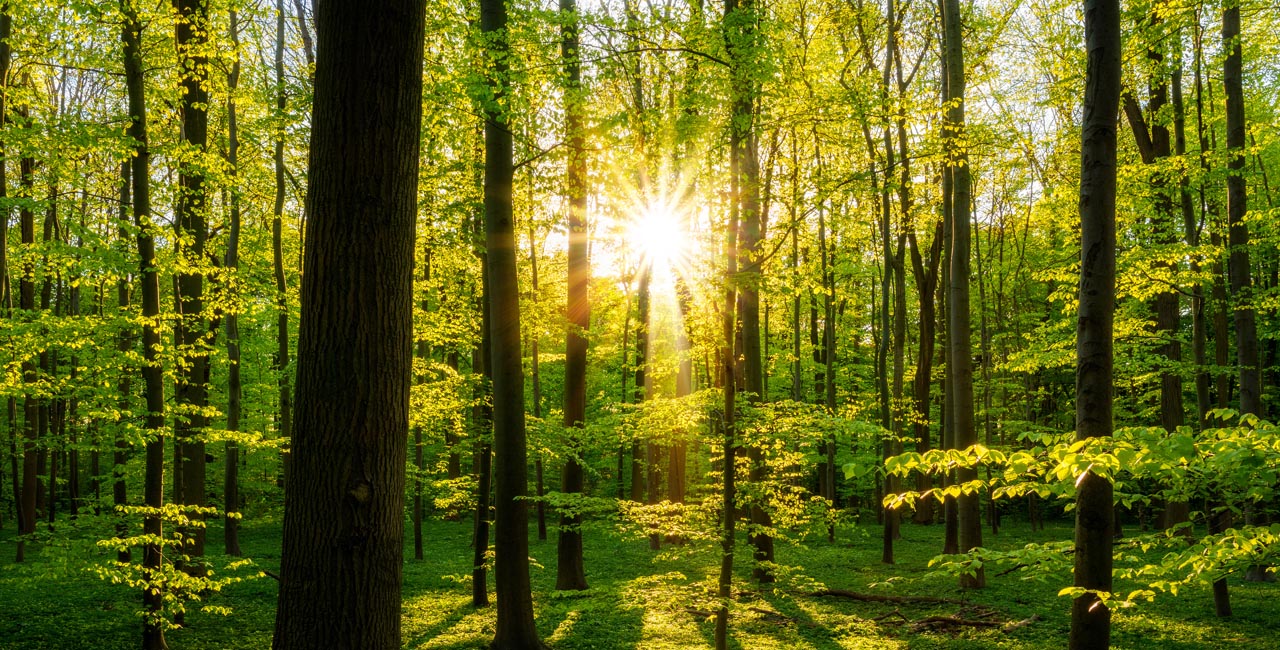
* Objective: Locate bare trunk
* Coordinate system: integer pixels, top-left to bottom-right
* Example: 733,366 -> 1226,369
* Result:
1070,1 -> 1120,645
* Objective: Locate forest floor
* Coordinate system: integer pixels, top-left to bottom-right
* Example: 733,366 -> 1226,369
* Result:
1,513 -> 1278,649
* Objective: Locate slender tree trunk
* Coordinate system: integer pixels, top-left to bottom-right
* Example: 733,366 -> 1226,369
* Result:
714,206 -> 740,650
479,0 -> 544,644
556,0 -> 589,590
223,8 -> 243,559
525,226 -> 547,542
271,0 -> 424,647
414,251 -> 430,561
1222,0 -> 1267,586
942,0 -> 983,588
631,269 -> 650,504
273,0 -> 293,489
1070,1 -> 1120,646
471,300 -> 492,607
174,0 -> 211,567
113,161 -> 132,564
121,3 -> 167,645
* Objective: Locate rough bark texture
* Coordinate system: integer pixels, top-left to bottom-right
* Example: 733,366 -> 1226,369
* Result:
480,0 -> 544,644
556,0 -> 589,590
1070,1 -> 1119,647
942,0 -> 983,588
271,1 -> 424,648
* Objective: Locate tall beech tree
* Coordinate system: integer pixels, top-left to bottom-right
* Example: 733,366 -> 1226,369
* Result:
271,0 -> 425,647
1070,0 -> 1120,647
273,0 -> 294,487
223,7 -> 243,558
121,1 -> 166,646
726,0 -> 775,584
941,0 -> 983,588
1223,0 -> 1265,589
173,0 -> 211,568
556,0 -> 590,593
479,0 -> 544,645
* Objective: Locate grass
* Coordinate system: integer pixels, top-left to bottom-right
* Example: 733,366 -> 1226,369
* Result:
1,512 -> 1278,649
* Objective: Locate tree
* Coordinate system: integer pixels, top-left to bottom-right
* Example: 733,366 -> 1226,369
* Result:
271,0 -> 425,647
941,0 -> 983,589
120,1 -> 167,645
172,0 -> 211,569
479,0 -> 544,645
1070,0 -> 1120,647
223,6 -> 243,558
556,0 -> 590,593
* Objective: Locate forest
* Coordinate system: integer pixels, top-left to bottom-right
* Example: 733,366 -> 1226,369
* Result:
0,0 -> 1278,648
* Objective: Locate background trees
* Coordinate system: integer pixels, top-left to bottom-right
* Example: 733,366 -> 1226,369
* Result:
0,1 -> 1277,649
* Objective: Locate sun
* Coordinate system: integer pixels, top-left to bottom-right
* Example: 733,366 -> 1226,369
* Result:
626,200 -> 690,275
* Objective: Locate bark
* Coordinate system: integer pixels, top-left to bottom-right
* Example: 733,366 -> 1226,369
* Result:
1222,1 -> 1259,420
274,0 -> 294,489
414,252 -> 430,561
1222,0 -> 1268,587
223,7 -> 243,558
174,0 -> 211,564
942,0 -> 983,588
270,0 -> 424,647
1070,1 -> 1120,646
471,302 -> 492,608
714,206 -> 740,650
479,0 -> 544,644
114,161 -> 132,564
527,228 -> 546,542
556,0 -> 589,590
121,2 -> 167,645
631,269 -> 650,504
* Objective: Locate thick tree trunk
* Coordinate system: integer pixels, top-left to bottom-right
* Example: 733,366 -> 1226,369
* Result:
1070,1 -> 1120,647
271,1 -> 424,648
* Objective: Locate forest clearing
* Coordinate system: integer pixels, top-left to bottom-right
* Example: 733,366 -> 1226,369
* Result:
1,0 -> 1279,648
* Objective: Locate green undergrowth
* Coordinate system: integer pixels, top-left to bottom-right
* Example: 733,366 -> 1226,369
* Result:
2,515 -> 1277,649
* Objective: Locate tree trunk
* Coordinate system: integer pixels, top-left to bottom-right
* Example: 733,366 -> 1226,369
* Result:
1222,0 -> 1267,587
121,3 -> 167,645
714,204 -> 740,650
273,0 -> 294,490
174,0 -> 211,567
223,7 -> 243,559
1070,1 -> 1120,646
271,1 -> 424,647
556,0 -> 589,590
942,0 -> 983,588
479,0 -> 544,644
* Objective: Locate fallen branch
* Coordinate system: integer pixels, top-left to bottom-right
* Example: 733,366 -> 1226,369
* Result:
870,607 -> 908,623
1001,613 -> 1041,633
807,589 -> 966,605
910,615 -> 1001,632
